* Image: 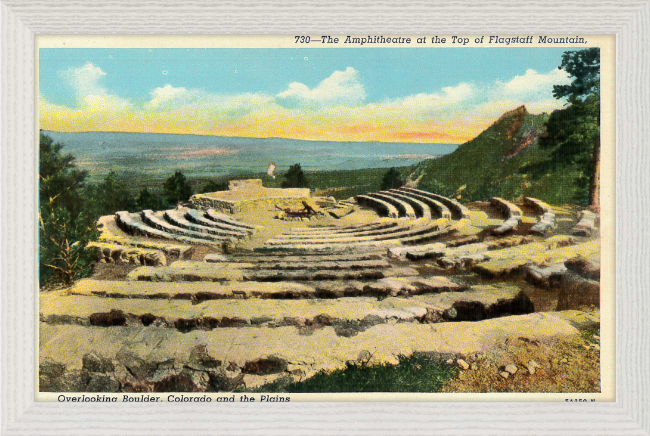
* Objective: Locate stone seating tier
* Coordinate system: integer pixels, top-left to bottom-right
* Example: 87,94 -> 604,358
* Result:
390,189 -> 452,220
164,210 -> 248,238
141,210 -> 231,242
115,211 -> 217,246
366,192 -> 416,218
381,190 -> 432,219
355,195 -> 399,218
185,210 -> 253,234
399,188 -> 470,219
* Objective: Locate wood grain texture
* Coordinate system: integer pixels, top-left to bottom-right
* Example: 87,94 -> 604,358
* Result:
2,0 -> 649,434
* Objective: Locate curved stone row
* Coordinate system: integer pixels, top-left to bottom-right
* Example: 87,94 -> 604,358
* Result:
490,197 -> 523,235
205,209 -> 256,230
355,195 -> 399,218
398,188 -> 470,219
88,241 -> 167,266
273,222 -> 415,241
185,210 -> 253,235
523,197 -> 551,214
290,221 -> 399,234
366,192 -> 416,218
97,215 -> 192,258
381,190 -> 432,219
165,210 -> 249,238
141,210 -> 232,242
524,197 -> 556,234
263,221 -> 453,251
266,220 -> 441,245
115,211 -> 216,246
572,210 -> 597,236
391,189 -> 452,220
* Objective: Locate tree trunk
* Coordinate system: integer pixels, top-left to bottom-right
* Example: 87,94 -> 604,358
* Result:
588,131 -> 600,207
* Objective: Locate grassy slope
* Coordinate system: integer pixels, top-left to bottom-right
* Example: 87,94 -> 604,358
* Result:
414,106 -> 585,205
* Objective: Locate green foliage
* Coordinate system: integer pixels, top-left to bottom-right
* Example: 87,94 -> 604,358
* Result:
163,170 -> 193,205
256,355 -> 456,393
380,167 -> 404,190
200,179 -> 229,193
553,48 -> 600,102
136,188 -> 165,211
281,163 -> 309,188
39,133 -> 98,286
525,48 -> 601,205
416,108 -> 554,202
85,171 -> 136,217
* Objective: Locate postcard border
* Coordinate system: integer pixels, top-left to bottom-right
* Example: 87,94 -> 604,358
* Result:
2,1 -> 649,435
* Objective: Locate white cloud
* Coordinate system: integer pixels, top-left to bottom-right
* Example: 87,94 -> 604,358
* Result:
147,84 -> 191,108
277,67 -> 366,106
498,68 -> 571,98
62,62 -> 108,99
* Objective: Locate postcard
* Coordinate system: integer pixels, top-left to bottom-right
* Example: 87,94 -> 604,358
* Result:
36,34 -> 615,402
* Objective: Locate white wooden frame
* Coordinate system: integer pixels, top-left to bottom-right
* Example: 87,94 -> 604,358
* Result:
2,1 -> 649,434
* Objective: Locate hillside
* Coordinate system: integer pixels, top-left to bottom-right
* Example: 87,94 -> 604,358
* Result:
412,106 -> 588,205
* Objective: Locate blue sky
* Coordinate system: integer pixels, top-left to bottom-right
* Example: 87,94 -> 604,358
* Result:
39,47 -> 574,143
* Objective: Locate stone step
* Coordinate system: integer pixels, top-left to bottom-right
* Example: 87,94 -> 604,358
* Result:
185,209 -> 254,234
290,221 -> 398,234
273,222 -> 415,240
115,211 -> 218,247
164,210 -> 249,238
41,285 -> 531,333
126,261 -> 419,283
67,275 -> 467,301
127,263 -> 248,282
389,189 -> 451,220
490,197 -> 523,218
141,210 -> 230,242
205,209 -> 256,230
572,210 -> 598,236
523,197 -> 552,214
366,192 -> 416,219
398,188 -> 470,219
88,241 -> 167,266
266,220 -> 445,245
380,190 -> 432,219
473,240 -> 598,278
328,205 -> 355,219
39,309 -> 597,391
556,271 -> 600,311
530,212 -> 556,234
98,215 -> 193,258
242,267 -> 420,282
355,194 -> 400,218
246,259 -> 392,271
564,256 -> 600,281
229,253 -> 385,263
523,263 -> 568,288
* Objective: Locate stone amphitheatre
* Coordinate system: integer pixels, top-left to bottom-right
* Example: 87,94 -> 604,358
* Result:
39,178 -> 601,393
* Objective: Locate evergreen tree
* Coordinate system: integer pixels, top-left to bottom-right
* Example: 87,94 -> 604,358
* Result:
281,164 -> 309,188
39,133 -> 98,286
381,167 -> 404,190
163,170 -> 193,205
85,171 -> 136,216
521,48 -> 600,205
136,188 -> 165,211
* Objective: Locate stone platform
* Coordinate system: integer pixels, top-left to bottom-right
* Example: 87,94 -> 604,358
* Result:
189,179 -> 312,214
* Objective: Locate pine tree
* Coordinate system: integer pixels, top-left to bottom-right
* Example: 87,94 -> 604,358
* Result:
163,170 -> 193,205
381,167 -> 404,190
39,133 -> 98,286
281,164 -> 309,188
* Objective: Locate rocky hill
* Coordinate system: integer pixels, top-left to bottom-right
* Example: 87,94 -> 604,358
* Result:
412,105 -> 587,205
